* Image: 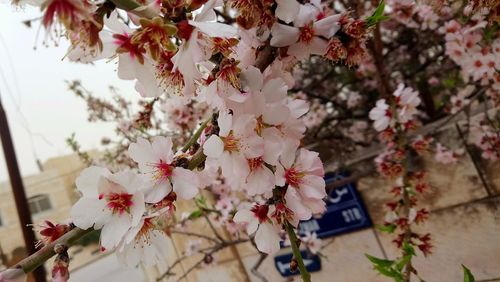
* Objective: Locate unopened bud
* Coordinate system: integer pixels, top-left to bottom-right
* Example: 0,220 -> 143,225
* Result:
290,257 -> 298,272
203,254 -> 214,265
54,244 -> 67,254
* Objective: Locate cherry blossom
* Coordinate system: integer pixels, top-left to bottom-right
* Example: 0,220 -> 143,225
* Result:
233,205 -> 281,254
116,216 -> 170,267
301,232 -> 322,254
128,136 -> 200,201
369,99 -> 391,131
276,148 -> 326,221
270,3 -> 341,59
450,86 -> 474,114
203,111 -> 264,181
393,83 -> 421,123
70,167 -> 147,250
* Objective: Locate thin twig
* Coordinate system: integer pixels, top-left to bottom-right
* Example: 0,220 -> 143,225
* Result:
170,230 -> 220,244
250,253 -> 269,282
204,214 -> 224,242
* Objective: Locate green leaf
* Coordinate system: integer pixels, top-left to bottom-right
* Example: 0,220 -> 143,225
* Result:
462,265 -> 475,282
188,209 -> 203,220
483,23 -> 498,42
195,196 -> 208,208
377,224 -> 397,233
395,255 -> 411,271
402,242 -> 416,256
365,1 -> 390,27
366,254 -> 394,267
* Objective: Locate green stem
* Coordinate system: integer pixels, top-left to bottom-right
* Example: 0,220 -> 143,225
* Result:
188,149 -> 206,170
182,117 -> 212,152
285,221 -> 311,282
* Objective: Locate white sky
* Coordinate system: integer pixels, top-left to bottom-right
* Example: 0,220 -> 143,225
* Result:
0,4 -> 136,181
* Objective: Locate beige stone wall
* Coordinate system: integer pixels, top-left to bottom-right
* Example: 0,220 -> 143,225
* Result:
0,152 -> 99,275
42,150 -> 100,203
0,169 -> 72,257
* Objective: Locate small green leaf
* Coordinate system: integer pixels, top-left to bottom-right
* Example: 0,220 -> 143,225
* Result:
366,254 -> 394,267
377,224 -> 397,233
462,265 -> 475,282
402,242 -> 416,256
365,1 -> 390,27
195,196 -> 208,208
188,209 -> 203,220
395,254 -> 411,271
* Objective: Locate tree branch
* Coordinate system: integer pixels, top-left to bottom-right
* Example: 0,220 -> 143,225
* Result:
14,227 -> 92,274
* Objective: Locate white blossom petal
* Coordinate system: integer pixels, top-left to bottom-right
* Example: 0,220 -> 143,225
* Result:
255,223 -> 280,254
275,0 -> 300,24
270,23 -> 299,47
172,167 -> 199,199
203,135 -> 225,158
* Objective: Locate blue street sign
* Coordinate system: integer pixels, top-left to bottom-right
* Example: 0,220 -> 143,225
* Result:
274,250 -> 321,277
297,171 -> 372,238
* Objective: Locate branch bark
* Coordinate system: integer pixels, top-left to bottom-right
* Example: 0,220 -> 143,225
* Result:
14,227 -> 93,274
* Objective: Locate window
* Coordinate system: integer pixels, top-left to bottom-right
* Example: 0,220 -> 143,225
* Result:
28,194 -> 52,215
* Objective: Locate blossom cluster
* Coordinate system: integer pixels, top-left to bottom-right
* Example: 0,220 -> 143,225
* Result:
369,84 -> 433,277
6,0 -> 381,271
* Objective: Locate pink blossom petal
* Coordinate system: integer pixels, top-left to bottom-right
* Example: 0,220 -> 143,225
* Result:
270,23 -> 299,47
151,136 -> 174,164
144,181 -> 171,203
172,167 -> 199,199
300,175 -> 326,199
314,14 -> 341,38
275,0 -> 300,24
71,198 -> 110,230
203,135 -> 224,158
255,223 -> 281,254
262,78 -> 288,103
75,166 -> 111,198
233,209 -> 258,234
100,215 -> 132,250
240,65 -> 264,92
285,187 -> 312,220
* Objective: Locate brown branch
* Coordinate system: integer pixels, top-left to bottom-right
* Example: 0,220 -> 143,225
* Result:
369,23 -> 392,98
170,230 -> 220,244
14,227 -> 93,274
250,253 -> 268,282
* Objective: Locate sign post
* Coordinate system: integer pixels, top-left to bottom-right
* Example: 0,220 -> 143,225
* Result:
298,171 -> 372,238
274,171 -> 372,277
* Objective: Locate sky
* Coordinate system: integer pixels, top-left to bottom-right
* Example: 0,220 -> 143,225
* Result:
0,4 -> 136,181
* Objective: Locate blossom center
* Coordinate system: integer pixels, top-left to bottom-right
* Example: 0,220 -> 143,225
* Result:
217,59 -> 241,89
255,115 -> 265,136
100,192 -> 134,215
113,33 -> 146,64
247,157 -> 264,171
299,24 -> 315,43
285,167 -> 305,187
136,218 -> 155,243
222,132 -> 240,153
251,204 -> 269,223
154,160 -> 174,181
